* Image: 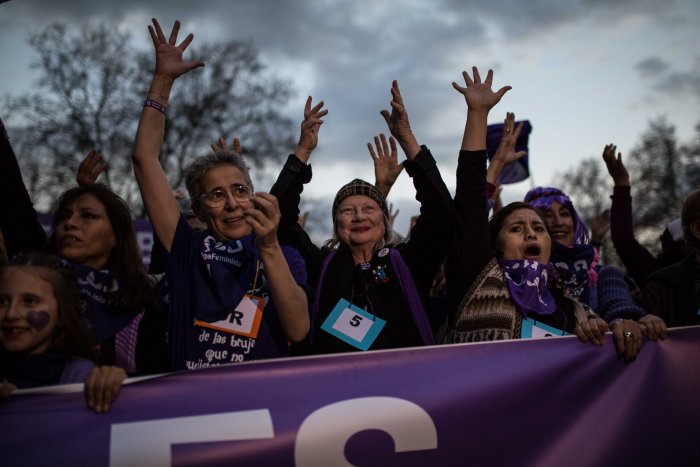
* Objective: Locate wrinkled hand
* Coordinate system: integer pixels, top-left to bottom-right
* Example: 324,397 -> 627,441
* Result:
639,314 -> 667,341
574,314 -> 609,346
211,137 -> 242,156
452,66 -> 511,113
294,96 -> 327,162
602,144 -> 630,187
380,80 -> 417,147
493,112 -> 527,165
0,382 -> 16,401
148,18 -> 204,80
369,133 -> 403,198
85,366 -> 127,413
610,319 -> 643,363
246,192 -> 281,249
76,149 -> 107,186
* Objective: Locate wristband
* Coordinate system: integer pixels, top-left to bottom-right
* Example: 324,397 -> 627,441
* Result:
144,98 -> 167,115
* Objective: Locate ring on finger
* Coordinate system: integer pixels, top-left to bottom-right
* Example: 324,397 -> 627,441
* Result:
624,331 -> 632,340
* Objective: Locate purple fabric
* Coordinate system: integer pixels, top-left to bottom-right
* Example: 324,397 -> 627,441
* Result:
70,263 -> 139,342
486,120 -> 532,184
164,215 -> 307,370
498,258 -> 556,317
389,249 -> 435,345
551,242 -> 598,308
524,186 -> 590,245
2,327 -> 698,466
114,312 -> 143,374
59,357 -> 97,384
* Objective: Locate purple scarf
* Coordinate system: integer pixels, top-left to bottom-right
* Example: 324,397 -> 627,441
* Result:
196,232 -> 259,322
550,242 -> 599,309
498,259 -> 556,318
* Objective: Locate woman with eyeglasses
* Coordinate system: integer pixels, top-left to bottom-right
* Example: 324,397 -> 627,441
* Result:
132,19 -> 308,370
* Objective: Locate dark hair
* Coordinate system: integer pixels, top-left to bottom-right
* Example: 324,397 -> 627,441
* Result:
1,253 -> 96,361
48,184 -> 153,312
489,202 -> 549,258
682,189 -> 700,251
184,150 -> 254,216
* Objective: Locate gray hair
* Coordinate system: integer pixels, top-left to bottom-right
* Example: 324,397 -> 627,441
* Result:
184,150 -> 254,214
323,211 -> 400,250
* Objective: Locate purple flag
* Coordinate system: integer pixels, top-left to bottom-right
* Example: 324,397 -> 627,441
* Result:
487,120 -> 532,184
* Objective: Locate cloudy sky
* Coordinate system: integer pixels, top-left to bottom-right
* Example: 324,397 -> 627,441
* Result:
1,0 -> 699,235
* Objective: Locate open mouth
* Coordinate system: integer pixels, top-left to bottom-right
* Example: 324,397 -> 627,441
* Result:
223,217 -> 244,224
523,245 -> 541,259
1,326 -> 30,336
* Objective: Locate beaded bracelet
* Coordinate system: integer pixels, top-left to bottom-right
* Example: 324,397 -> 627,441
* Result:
144,98 -> 167,115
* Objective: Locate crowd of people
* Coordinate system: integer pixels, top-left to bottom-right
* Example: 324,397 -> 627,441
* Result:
1,18 -> 698,412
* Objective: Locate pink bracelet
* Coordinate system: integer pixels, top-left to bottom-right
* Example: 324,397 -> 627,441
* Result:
144,98 -> 167,115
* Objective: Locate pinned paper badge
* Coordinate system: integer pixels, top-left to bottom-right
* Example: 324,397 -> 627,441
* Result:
378,248 -> 389,258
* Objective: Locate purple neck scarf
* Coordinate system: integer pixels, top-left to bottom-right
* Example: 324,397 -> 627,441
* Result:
197,232 -> 258,322
498,259 -> 556,318
550,242 -> 598,306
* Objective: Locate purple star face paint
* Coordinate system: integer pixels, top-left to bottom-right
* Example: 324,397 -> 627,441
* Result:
27,310 -> 51,331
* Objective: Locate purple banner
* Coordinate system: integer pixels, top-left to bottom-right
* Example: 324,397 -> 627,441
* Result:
2,327 -> 699,466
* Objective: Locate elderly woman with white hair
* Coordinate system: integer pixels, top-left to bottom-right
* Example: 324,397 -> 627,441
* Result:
272,82 -> 454,355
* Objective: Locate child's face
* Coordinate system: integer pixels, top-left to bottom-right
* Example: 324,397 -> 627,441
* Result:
0,268 -> 58,355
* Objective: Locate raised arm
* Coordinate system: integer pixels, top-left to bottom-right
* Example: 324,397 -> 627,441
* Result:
368,133 -> 403,198
453,67 -> 511,152
293,96 -> 327,164
243,192 -> 309,342
0,118 -> 47,256
76,149 -> 107,187
380,80 -> 421,160
447,67 -> 511,314
602,143 -> 657,283
132,19 -> 204,251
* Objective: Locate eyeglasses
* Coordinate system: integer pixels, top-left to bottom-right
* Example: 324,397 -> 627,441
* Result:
199,184 -> 252,207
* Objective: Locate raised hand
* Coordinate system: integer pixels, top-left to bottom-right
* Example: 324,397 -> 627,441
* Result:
452,66 -> 511,113
211,137 -> 242,156
368,133 -> 403,198
388,202 -> 400,227
294,96 -> 327,163
76,149 -> 107,186
380,80 -> 420,159
245,192 -> 282,250
148,18 -> 204,81
602,144 -> 630,187
487,112 -> 527,184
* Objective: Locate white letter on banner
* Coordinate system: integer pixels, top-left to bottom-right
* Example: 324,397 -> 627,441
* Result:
109,409 -> 274,467
294,397 -> 438,466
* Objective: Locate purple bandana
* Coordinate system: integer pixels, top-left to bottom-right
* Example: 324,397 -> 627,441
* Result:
498,259 -> 556,318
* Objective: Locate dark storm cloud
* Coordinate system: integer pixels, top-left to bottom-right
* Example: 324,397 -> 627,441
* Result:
636,56 -> 700,98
